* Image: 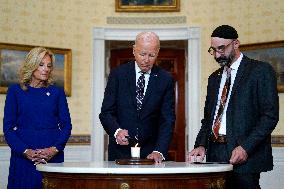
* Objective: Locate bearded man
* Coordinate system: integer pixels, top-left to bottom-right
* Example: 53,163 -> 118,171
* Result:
187,25 -> 279,189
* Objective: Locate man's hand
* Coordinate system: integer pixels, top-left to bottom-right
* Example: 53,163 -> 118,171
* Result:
186,146 -> 206,162
230,146 -> 248,164
147,152 -> 163,164
116,129 -> 129,145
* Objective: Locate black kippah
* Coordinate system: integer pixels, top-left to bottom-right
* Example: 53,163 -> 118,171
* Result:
211,25 -> 238,39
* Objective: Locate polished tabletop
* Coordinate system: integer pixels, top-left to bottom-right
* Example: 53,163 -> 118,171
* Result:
37,161 -> 233,174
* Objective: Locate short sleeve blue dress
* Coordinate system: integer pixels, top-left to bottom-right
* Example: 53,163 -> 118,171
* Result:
3,84 -> 72,189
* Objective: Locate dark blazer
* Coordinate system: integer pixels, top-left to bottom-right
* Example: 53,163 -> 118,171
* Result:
195,55 -> 279,173
99,61 -> 175,160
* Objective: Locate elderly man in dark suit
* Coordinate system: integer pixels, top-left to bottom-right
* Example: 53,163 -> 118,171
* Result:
187,25 -> 279,189
100,31 -> 175,163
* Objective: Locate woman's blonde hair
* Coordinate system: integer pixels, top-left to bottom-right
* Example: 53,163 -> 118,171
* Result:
19,47 -> 55,91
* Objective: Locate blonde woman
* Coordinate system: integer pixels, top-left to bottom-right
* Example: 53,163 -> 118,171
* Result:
3,47 -> 72,189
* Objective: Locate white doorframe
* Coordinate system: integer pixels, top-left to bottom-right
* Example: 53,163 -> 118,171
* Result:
92,27 -> 201,161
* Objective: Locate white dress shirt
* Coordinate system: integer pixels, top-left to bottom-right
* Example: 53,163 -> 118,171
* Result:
212,53 -> 243,135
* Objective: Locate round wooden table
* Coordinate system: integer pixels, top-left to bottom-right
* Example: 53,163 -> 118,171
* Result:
37,161 -> 233,189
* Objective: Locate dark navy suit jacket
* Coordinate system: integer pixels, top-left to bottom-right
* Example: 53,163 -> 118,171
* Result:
195,55 -> 279,173
99,61 -> 175,160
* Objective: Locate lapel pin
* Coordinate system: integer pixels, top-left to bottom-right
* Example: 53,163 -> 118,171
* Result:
46,92 -> 50,96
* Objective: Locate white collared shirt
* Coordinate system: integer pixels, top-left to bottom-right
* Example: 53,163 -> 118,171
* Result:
212,53 -> 243,135
135,62 -> 151,95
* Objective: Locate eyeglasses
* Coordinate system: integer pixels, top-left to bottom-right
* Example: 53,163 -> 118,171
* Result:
208,40 -> 235,55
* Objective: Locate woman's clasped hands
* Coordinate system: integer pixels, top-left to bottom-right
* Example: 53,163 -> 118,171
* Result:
23,147 -> 58,165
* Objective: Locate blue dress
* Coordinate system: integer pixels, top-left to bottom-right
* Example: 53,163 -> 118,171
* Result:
3,84 -> 72,189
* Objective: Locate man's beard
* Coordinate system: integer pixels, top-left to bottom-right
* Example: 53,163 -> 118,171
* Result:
215,52 -> 235,67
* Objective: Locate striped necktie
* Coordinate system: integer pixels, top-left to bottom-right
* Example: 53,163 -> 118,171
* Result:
136,72 -> 145,111
212,66 -> 232,139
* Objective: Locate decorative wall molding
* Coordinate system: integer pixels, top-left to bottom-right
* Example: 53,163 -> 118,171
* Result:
66,135 -> 91,145
1,134 -> 283,146
0,134 -> 91,146
0,135 -> 5,145
272,135 -> 284,147
107,16 -> 186,25
93,27 -> 199,41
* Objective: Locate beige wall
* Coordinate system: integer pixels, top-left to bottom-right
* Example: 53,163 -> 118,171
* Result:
0,0 -> 283,135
